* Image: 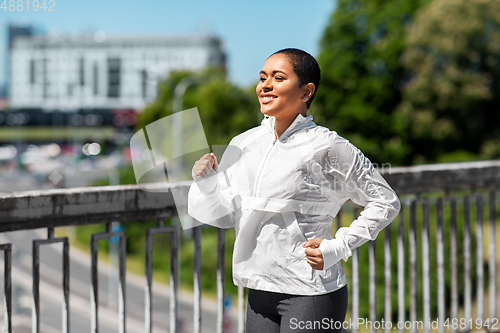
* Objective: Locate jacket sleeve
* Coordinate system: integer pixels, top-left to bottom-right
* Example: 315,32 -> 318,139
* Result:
319,136 -> 400,270
187,145 -> 238,229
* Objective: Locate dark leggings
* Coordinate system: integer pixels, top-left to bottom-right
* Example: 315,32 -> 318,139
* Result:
246,285 -> 348,333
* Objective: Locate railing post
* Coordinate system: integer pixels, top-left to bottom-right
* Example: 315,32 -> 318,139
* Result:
383,223 -> 392,333
352,248 -> 359,333
32,234 -> 70,333
216,228 -> 225,333
409,200 -> 418,333
448,198 -> 457,333
0,244 -> 12,333
63,238 -> 70,333
118,227 -> 126,333
437,198 -> 447,333
32,240 -> 40,333
476,194 -> 484,325
90,232 -> 99,333
170,226 -> 179,333
488,189 -> 497,322
368,240 -> 377,333
397,208 -> 405,333
144,221 -> 179,333
145,228 -> 153,333
351,208 -> 359,333
90,225 -> 127,333
422,199 -> 430,333
193,226 -> 202,333
463,196 -> 472,331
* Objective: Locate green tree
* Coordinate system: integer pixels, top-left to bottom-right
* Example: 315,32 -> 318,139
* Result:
397,0 -> 500,164
138,67 -> 261,148
316,0 -> 427,166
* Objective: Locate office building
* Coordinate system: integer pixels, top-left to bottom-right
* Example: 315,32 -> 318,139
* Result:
9,33 -> 225,111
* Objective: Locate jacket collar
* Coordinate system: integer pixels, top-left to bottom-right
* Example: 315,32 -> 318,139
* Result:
261,113 -> 316,142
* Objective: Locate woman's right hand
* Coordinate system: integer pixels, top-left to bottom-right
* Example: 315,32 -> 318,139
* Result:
192,153 -> 218,179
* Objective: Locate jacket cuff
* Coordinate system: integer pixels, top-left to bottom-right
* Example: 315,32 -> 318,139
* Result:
319,238 -> 347,270
192,168 -> 218,195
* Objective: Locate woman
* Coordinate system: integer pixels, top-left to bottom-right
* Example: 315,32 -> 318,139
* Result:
188,48 -> 400,332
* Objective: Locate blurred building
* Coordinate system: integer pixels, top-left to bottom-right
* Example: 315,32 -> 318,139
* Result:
0,32 -> 224,145
9,33 -> 225,111
0,21 -> 35,102
0,21 -> 7,100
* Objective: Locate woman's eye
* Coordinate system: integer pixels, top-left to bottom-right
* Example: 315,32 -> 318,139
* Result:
259,77 -> 266,81
275,76 -> 284,81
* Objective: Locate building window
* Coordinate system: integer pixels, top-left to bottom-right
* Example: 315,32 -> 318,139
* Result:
107,58 -> 121,98
79,58 -> 85,86
93,62 -> 98,96
141,70 -> 147,99
42,59 -> 49,98
29,59 -> 35,84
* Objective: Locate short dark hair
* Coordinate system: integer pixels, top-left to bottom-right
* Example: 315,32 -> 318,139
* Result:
270,48 -> 321,109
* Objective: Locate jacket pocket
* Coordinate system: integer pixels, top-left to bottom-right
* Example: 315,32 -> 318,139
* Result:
281,211 -> 307,250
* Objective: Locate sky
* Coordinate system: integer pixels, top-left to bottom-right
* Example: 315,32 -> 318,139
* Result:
1,0 -> 336,88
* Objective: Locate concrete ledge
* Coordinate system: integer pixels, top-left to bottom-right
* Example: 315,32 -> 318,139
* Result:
0,182 -> 190,232
381,159 -> 500,194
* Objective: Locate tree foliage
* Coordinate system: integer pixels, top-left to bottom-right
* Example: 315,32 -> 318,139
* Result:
316,0 -> 426,166
137,67 -> 261,148
316,0 -> 500,165
397,0 -> 500,163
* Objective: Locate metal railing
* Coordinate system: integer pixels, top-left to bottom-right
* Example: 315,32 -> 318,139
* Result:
347,160 -> 500,333
0,160 -> 498,332
342,191 -> 498,333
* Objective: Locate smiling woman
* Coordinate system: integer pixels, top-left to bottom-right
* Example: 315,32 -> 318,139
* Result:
258,56 -> 306,108
188,48 -> 400,333
257,50 -> 319,138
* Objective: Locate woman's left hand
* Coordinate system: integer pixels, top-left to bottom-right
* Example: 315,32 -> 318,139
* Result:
303,238 -> 324,270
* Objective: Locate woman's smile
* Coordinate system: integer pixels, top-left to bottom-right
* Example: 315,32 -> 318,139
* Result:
260,93 -> 278,104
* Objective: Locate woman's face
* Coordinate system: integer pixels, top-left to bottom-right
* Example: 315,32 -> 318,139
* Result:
256,54 -> 309,119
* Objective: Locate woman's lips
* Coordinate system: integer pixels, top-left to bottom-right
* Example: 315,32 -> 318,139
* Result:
261,95 -> 277,104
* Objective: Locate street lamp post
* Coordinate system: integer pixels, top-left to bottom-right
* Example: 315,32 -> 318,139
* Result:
171,76 -> 201,333
171,75 -> 200,215
172,76 -> 197,166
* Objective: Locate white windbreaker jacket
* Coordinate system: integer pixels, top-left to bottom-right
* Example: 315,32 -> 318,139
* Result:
188,113 -> 400,295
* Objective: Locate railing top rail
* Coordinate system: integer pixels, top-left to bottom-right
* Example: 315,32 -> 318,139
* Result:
385,159 -> 500,173
381,159 -> 500,194
0,181 -> 192,199
0,182 -> 191,232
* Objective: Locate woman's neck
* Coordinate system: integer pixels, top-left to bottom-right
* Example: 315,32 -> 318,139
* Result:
274,111 -> 307,139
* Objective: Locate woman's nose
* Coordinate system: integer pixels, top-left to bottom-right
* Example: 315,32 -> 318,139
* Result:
261,78 -> 272,90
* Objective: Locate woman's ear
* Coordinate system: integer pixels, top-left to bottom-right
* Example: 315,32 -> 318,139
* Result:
302,83 -> 315,101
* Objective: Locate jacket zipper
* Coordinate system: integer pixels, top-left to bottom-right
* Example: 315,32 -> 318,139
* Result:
253,138 -> 277,196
